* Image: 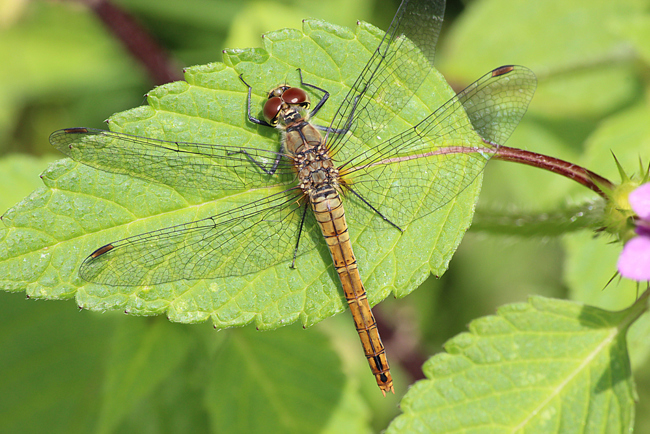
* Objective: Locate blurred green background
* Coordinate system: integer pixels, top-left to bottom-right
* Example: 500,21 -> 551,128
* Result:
1,0 -> 649,432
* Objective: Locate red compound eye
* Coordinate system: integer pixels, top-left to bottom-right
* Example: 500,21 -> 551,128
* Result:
282,87 -> 309,107
263,96 -> 282,124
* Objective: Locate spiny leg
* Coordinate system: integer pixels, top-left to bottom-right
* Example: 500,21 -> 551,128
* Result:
291,199 -> 311,269
236,74 -> 285,175
344,185 -> 403,232
296,68 -> 330,118
296,68 -> 349,135
228,148 -> 285,176
239,74 -> 273,127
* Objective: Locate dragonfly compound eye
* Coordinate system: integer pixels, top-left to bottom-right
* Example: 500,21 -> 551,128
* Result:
263,96 -> 283,125
282,87 -> 310,109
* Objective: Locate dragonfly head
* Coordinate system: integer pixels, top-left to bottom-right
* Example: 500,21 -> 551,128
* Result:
264,86 -> 311,126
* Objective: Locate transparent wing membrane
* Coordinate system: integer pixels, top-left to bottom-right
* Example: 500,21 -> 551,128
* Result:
79,188 -> 316,285
326,0 -> 445,159
50,128 -> 295,194
340,65 -> 537,228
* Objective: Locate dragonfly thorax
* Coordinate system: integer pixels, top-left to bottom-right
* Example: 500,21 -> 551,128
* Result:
266,84 -> 340,194
294,143 -> 340,195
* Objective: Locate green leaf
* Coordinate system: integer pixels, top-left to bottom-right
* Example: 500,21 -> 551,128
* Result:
0,292 -> 116,434
94,318 -> 194,434
438,0 -> 643,119
0,288 -> 355,432
581,103 -> 650,183
563,231 -> 639,311
388,296 -> 637,433
0,18 -> 481,328
0,154 -> 58,212
203,324 -> 355,434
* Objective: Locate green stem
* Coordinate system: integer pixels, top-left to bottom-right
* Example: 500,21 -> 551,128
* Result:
621,286 -> 650,330
471,201 -> 604,236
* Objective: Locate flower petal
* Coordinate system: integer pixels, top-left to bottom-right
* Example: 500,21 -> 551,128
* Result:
618,235 -> 650,281
630,183 -> 650,220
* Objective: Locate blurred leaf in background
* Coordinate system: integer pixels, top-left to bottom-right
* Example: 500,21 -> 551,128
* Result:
432,0 -> 648,328
431,0 -> 650,432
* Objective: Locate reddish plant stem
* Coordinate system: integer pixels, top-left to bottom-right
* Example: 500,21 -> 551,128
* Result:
87,0 -> 183,85
493,145 -> 614,198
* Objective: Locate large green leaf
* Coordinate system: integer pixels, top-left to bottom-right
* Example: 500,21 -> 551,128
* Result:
203,325 -> 350,434
438,0 -> 643,119
93,318 -> 194,434
389,296 -> 638,433
0,292 -> 115,434
0,154 -> 58,208
0,19 -> 481,328
0,289 -> 356,433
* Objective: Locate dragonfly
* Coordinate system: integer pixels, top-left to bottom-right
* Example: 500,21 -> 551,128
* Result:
49,0 -> 536,395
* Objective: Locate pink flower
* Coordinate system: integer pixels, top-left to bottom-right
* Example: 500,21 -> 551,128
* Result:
617,183 -> 650,281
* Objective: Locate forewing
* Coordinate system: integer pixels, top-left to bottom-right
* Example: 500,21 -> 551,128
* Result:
50,128 -> 296,194
325,0 -> 445,160
79,188 -> 314,286
342,66 -> 537,228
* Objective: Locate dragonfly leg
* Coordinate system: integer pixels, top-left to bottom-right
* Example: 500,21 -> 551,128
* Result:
323,93 -> 361,144
312,123 -> 348,134
344,185 -> 403,232
296,68 -> 330,117
296,69 -> 348,135
238,74 -> 273,128
227,149 -> 284,176
290,200 -> 310,269
339,93 -> 361,135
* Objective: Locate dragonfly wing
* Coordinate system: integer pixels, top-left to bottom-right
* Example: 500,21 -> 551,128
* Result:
50,128 -> 295,194
79,188 -> 316,286
456,66 -> 538,147
325,0 -> 445,160
341,66 -> 537,228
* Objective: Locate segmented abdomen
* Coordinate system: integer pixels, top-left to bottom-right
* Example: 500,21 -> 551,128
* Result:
309,187 -> 393,394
